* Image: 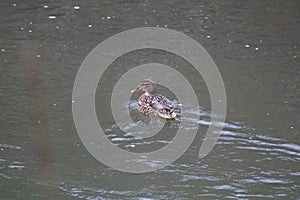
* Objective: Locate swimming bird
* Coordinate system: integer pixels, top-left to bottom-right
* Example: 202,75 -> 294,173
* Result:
131,79 -> 178,119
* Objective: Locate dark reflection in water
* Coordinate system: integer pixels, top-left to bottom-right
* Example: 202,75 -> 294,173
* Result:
1,0 -> 299,199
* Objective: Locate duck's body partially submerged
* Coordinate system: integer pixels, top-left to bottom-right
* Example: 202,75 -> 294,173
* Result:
131,79 -> 177,119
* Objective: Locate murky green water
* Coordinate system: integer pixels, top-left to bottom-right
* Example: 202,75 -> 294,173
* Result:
1,0 -> 299,199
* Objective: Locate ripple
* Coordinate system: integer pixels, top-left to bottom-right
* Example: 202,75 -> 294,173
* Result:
180,174 -> 220,182
0,143 -> 22,150
8,161 -> 26,170
211,184 -> 236,190
256,134 -> 287,142
218,128 -> 300,160
257,177 -> 291,184
236,145 -> 300,159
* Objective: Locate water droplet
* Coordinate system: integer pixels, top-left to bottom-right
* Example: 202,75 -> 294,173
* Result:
74,6 -> 80,10
164,24 -> 168,28
144,22 -> 148,25
20,27 -> 25,31
245,44 -> 250,48
29,21 -> 32,25
48,15 -> 56,19
43,5 -> 48,8
129,144 -> 135,148
13,3 -> 16,7
228,40 -> 232,43
53,103 -> 56,106
36,54 -> 40,58
88,24 -> 92,28
206,35 -> 211,39
72,100 -> 75,103
255,47 -> 259,51
28,29 -> 32,33
1,49 -> 5,52
107,16 -> 111,19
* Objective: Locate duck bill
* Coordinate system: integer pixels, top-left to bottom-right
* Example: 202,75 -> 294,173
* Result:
131,86 -> 142,93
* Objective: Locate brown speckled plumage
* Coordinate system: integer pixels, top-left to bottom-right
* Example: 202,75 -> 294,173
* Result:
132,79 -> 177,119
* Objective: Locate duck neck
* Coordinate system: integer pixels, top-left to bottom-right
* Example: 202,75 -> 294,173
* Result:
144,92 -> 154,96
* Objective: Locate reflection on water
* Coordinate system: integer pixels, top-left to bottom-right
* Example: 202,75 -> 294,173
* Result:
1,0 -> 299,199
2,102 -> 299,199
50,114 -> 300,199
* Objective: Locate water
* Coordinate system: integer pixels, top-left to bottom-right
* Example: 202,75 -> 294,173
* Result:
1,0 -> 299,199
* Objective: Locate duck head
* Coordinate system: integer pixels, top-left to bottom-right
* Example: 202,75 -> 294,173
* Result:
131,79 -> 157,96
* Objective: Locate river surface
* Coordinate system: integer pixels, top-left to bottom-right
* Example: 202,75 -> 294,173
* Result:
1,0 -> 299,199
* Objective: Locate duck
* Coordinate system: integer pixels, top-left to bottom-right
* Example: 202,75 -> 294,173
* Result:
131,79 -> 178,120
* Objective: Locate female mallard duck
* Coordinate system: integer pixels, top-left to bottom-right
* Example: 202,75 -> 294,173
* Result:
131,79 -> 177,119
